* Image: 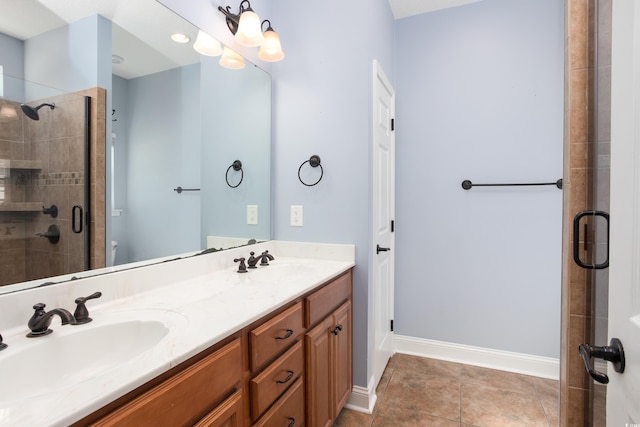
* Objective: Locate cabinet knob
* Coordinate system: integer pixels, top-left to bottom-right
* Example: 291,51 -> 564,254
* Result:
287,417 -> 296,427
331,324 -> 344,335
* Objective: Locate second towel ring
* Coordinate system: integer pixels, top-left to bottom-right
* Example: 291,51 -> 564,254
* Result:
298,155 -> 323,186
226,160 -> 243,188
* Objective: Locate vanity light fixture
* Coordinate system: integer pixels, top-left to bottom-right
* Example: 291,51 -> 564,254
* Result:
219,46 -> 245,69
218,0 -> 285,62
193,30 -> 222,56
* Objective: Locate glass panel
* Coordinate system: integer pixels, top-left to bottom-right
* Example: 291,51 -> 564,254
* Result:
0,75 -> 89,286
590,0 -> 612,424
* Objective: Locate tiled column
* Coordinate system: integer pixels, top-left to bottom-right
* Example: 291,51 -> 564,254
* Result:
561,0 -> 595,424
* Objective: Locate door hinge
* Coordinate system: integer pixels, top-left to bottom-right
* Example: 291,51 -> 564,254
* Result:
391,118 -> 395,131
391,220 -> 394,232
390,320 -> 394,332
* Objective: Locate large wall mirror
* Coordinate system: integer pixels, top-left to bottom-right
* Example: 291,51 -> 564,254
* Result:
0,0 -> 271,293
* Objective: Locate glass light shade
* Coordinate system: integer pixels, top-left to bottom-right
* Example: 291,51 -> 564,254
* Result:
219,46 -> 245,69
235,10 -> 263,47
193,30 -> 222,56
258,29 -> 284,62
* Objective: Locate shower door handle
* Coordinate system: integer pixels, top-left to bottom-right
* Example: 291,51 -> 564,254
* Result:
72,205 -> 84,234
572,210 -> 609,269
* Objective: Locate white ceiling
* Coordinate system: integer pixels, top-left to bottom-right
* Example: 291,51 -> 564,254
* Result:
0,0 -> 482,79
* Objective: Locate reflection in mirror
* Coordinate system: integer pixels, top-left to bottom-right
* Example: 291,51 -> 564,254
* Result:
0,0 -> 271,294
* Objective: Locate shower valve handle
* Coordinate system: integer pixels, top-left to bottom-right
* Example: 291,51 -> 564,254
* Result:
42,205 -> 58,218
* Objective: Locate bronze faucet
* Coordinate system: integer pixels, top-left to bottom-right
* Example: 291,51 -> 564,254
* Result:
27,303 -> 75,337
247,250 -> 275,268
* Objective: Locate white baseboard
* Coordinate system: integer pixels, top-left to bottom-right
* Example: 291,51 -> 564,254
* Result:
345,375 -> 377,414
394,334 -> 559,380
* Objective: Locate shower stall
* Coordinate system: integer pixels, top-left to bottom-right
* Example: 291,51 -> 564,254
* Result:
0,75 -> 90,287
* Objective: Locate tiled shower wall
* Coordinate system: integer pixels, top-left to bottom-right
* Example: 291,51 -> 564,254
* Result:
561,0 -> 610,425
0,87 -> 105,286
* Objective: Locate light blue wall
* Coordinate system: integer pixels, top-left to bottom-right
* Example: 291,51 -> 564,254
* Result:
200,58 -> 271,246
269,0 -> 395,389
158,0 -> 562,387
394,0 -> 564,358
111,75 -> 130,264
0,33 -> 24,101
124,65 -> 201,262
24,15 -> 111,96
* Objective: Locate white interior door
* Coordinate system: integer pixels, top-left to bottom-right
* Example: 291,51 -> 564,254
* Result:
607,1 -> 640,423
371,60 -> 395,389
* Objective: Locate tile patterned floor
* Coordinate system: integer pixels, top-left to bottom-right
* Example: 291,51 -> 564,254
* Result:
334,354 -> 559,427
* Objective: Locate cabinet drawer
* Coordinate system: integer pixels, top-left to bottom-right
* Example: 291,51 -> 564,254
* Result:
250,340 -> 304,420
253,378 -> 305,427
194,389 -> 244,427
305,271 -> 352,327
250,302 -> 303,370
92,338 -> 242,427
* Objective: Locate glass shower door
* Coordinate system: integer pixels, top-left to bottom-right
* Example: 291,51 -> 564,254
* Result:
0,75 -> 90,287
590,0 -> 612,423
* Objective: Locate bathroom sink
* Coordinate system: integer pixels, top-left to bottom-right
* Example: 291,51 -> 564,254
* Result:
246,262 -> 311,285
0,310 -> 185,403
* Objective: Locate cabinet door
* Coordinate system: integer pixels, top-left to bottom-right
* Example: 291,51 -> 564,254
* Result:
332,300 -> 352,419
92,338 -> 242,427
194,390 -> 244,427
305,316 -> 333,427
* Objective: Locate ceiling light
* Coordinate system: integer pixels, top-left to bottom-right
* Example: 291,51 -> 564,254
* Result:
193,30 -> 222,56
112,55 -> 124,64
171,33 -> 190,44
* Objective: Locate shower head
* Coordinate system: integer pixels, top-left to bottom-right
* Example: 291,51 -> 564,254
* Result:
20,102 -> 55,121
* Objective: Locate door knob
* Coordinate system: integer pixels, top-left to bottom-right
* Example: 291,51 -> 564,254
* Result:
376,244 -> 390,254
578,337 -> 625,384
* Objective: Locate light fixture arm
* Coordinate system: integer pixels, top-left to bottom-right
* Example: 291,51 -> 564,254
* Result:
261,19 -> 274,32
218,0 -> 253,35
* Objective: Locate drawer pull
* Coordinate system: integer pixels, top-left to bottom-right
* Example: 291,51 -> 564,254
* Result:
331,324 -> 344,335
276,370 -> 295,384
287,417 -> 296,427
276,329 -> 294,340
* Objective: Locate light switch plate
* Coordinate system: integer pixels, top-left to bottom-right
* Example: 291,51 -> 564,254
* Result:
290,205 -> 303,227
247,205 -> 258,225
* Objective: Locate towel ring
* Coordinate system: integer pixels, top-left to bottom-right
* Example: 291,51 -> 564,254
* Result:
298,155 -> 323,187
226,160 -> 243,188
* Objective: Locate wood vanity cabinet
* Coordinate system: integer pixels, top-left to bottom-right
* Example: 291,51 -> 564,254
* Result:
72,269 -> 352,427
84,336 -> 244,427
304,273 -> 353,427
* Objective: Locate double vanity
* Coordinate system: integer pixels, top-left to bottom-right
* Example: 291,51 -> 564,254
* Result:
0,241 -> 355,427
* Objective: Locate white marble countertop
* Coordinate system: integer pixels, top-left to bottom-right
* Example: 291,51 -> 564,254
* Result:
0,241 -> 355,427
